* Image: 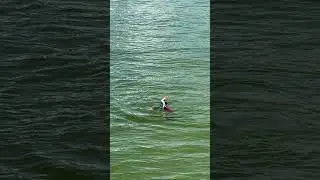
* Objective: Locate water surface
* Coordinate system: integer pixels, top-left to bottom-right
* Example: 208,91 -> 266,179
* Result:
212,1 -> 320,179
111,0 -> 210,179
0,1 -> 108,179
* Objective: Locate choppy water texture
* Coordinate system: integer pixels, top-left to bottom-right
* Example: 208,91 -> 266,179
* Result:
110,0 -> 210,179
0,1 -> 108,179
212,1 -> 320,179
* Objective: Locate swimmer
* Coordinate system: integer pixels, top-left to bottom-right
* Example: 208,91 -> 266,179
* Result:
160,96 -> 169,110
149,96 -> 170,112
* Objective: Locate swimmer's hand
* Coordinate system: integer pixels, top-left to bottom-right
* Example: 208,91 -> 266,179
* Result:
148,106 -> 155,111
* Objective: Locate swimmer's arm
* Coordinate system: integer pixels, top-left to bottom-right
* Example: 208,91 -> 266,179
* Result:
161,98 -> 166,108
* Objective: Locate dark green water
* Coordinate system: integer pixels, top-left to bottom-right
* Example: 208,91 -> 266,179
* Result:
110,0 -> 210,179
1,1 -> 108,179
212,1 -> 320,179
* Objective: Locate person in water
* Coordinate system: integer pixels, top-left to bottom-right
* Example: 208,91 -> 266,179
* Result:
149,96 -> 169,111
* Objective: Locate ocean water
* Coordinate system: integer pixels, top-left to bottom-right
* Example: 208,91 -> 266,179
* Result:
4,0 -> 319,179
212,1 -> 320,179
1,1 -> 108,179
110,0 -> 210,179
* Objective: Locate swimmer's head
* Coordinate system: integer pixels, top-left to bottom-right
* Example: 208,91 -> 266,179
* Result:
164,96 -> 169,100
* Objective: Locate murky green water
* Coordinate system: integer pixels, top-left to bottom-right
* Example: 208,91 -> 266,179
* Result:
110,0 -> 209,179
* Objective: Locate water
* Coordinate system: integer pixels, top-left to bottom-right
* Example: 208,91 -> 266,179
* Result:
212,1 -> 320,179
110,0 -> 210,179
1,1 -> 108,179
4,0 -> 318,179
